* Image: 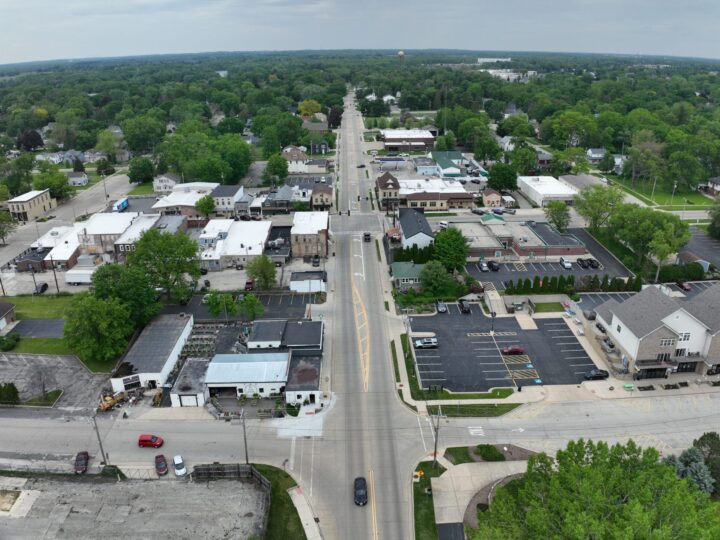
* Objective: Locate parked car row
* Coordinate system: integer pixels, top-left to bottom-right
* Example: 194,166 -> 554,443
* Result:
575,257 -> 601,269
479,261 -> 501,272
138,434 -> 187,477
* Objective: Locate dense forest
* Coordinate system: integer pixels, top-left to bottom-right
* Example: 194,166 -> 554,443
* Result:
2,50 -> 720,199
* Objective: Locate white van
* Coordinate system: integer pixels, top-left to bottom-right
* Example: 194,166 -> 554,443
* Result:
439,221 -> 449,230
559,257 -> 573,269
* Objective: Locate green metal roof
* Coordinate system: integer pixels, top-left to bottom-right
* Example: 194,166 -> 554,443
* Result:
391,262 -> 425,279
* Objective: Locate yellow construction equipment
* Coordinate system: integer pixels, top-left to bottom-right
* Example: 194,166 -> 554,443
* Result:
98,392 -> 125,412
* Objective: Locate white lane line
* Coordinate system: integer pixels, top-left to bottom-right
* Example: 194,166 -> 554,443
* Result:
477,362 -> 507,366
567,356 -> 591,360
422,378 -> 446,381
476,354 -> 500,358
418,370 -> 444,374
417,363 -> 442,366
486,376 -> 513,380
310,437 -> 315,499
417,416 -> 427,452
289,437 -> 296,471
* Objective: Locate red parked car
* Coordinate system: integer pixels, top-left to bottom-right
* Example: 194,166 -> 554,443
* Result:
138,434 -> 164,448
502,345 -> 525,355
74,451 -> 89,474
155,454 -> 168,475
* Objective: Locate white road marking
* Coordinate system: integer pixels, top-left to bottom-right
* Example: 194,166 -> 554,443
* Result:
289,437 -> 296,470
468,426 -> 485,436
417,416 -> 428,452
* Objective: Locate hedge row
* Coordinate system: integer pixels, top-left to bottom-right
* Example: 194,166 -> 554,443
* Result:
505,274 -> 643,295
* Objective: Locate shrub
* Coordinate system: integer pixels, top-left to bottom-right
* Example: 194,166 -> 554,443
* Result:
0,334 -> 20,351
658,263 -> 704,283
0,382 -> 20,404
475,444 -> 506,461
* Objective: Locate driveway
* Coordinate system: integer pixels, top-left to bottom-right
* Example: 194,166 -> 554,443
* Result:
569,228 -> 633,277
0,353 -> 108,410
409,306 -> 595,391
11,319 -> 65,338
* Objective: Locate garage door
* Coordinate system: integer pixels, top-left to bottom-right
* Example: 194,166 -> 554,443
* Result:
180,395 -> 198,407
0,317 -> 6,331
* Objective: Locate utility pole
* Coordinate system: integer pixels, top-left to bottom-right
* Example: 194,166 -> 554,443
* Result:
49,256 -> 60,293
241,409 -> 249,465
92,414 -> 109,465
432,403 -> 442,468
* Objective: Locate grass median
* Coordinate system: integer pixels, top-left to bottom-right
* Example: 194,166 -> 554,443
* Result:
252,464 -> 306,540
414,461 -> 446,540
427,403 -> 520,417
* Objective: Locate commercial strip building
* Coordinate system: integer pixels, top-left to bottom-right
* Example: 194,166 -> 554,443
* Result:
596,284 -> 720,379
517,176 -> 579,207
291,211 -> 329,258
7,189 -> 57,222
375,173 -> 473,211
199,219 -> 272,271
378,129 -> 435,151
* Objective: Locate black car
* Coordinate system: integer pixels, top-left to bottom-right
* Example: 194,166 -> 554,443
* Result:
596,322 -> 607,334
471,208 -> 485,216
588,258 -> 600,269
34,282 -> 49,294
354,477 -> 368,506
458,299 -> 471,314
584,369 -> 610,381
487,261 -> 500,271
357,164 -> 366,168
576,258 -> 589,269
471,178 -> 481,184
200,267 -> 208,275
312,255 -> 320,267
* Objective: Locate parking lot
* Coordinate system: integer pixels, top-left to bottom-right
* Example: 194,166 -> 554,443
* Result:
469,260 -> 614,291
0,476 -> 267,539
161,291 -> 315,321
685,227 -> 720,269
409,306 -> 595,391
0,353 -> 108,409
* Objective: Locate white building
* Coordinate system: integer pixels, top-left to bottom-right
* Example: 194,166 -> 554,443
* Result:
200,220 -> 272,270
31,224 -> 84,269
199,219 -> 234,248
110,314 -> 194,393
205,352 -> 291,399
114,214 -> 161,260
66,172 -> 88,186
398,208 -> 434,249
77,212 -> 141,255
290,271 -> 327,293
282,146 -> 309,174
517,176 -> 579,207
153,172 -> 181,193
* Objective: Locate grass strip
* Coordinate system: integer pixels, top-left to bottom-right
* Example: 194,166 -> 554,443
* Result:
414,461 -> 446,540
390,340 -> 401,383
252,464 -> 306,540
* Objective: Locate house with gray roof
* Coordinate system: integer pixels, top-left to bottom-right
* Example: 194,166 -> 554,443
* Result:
390,262 -> 425,290
398,208 -> 434,249
595,284 -> 720,379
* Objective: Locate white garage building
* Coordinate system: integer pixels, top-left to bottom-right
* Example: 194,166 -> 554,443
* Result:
205,352 -> 291,399
290,271 -> 327,293
517,176 -> 579,207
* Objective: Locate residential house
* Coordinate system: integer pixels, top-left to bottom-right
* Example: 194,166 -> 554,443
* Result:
84,151 -> 107,163
66,171 -> 89,187
211,185 -> 244,217
536,149 -> 553,170
482,188 -> 502,207
311,184 -> 333,211
302,120 -> 329,135
153,172 -> 181,193
7,189 -> 57,223
291,211 -> 329,258
613,155 -> 626,175
586,148 -> 607,165
413,157 -> 440,176
596,285 -> 720,379
282,146 -> 309,174
704,177 -> 720,196
390,262 -> 424,290
498,136 -> 515,152
398,208 -> 434,249
375,172 -> 401,210
421,125 -> 439,137
310,140 -> 329,154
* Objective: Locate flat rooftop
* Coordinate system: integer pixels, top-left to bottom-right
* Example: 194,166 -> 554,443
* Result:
398,178 -> 467,195
282,320 -> 323,349
452,222 -> 503,249
115,214 -> 160,245
484,221 -> 545,247
291,211 -> 328,235
9,189 -> 48,203
518,176 -> 579,197
530,222 -> 583,247
285,355 -> 321,392
206,352 -> 290,384
171,358 -> 209,396
117,314 -> 192,375
381,129 -> 434,139
248,320 -> 287,343
78,212 -> 140,236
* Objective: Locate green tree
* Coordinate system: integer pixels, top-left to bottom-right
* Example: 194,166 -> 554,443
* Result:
543,201 -> 571,232
708,197 -> 720,240
0,211 -> 17,245
265,153 -> 289,182
127,157 -> 155,184
122,115 -> 165,152
64,293 -> 133,364
33,170 -> 71,200
667,150 -> 705,191
693,432 -> 720,493
474,136 -> 502,163
246,255 -> 277,290
238,293 -> 265,321
649,221 -> 691,283
419,260 -> 454,295
598,151 -> 615,173
432,228 -> 469,272
0,382 -> 20,404
574,184 -> 624,231
91,264 -> 160,328
665,447 -> 716,494
551,147 -> 590,175
185,154 -> 231,183
510,146 -> 537,175
0,184 -> 10,201
487,162 -> 517,192
261,127 -> 281,158
195,194 -> 216,218
299,99 -> 322,117
213,134 -> 252,182
471,439 -> 720,540
206,290 -> 238,321
127,229 -> 201,301
95,129 -> 120,160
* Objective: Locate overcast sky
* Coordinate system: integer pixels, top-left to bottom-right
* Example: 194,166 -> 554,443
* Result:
1,0 -> 718,65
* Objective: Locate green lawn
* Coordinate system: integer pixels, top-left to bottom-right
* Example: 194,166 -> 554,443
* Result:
14,338 -> 73,356
401,334 -> 514,401
532,302 -> 565,313
252,464 -> 306,540
390,340 -> 401,383
609,176 -> 713,206
445,446 -> 474,465
424,212 -> 458,217
427,403 -> 520,417
11,294 -> 73,319
414,461 -> 446,540
24,389 -> 62,406
128,182 -> 155,195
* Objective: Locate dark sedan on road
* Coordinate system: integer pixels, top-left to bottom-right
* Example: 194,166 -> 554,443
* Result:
354,477 -> 368,506
74,451 -> 89,474
584,369 -> 610,380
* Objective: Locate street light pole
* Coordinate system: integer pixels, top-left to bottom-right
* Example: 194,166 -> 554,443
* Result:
49,255 -> 60,293
241,409 -> 249,465
92,414 -> 109,465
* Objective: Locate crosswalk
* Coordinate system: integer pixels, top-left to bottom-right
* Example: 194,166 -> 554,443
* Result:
513,262 -> 527,271
468,426 -> 485,436
482,281 -> 497,292
467,331 -> 517,337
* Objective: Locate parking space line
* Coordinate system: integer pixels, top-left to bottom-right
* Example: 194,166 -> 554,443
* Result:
475,354 -> 500,358
477,362 -> 506,366
417,363 -> 442,366
571,363 -> 595,367
421,378 -> 446,381
566,356 -> 590,360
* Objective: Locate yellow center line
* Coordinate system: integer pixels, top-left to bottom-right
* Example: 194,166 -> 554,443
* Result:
369,468 -> 379,540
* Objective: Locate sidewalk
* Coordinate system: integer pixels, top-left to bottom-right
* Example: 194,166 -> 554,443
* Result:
288,485 -> 322,540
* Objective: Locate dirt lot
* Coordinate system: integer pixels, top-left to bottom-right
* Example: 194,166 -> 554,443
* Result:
0,475 -> 268,539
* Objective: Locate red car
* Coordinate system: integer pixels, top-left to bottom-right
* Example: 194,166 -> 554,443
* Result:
155,454 -> 168,475
502,345 -> 525,355
138,434 -> 164,448
244,279 -> 254,291
74,451 -> 89,474
676,280 -> 692,292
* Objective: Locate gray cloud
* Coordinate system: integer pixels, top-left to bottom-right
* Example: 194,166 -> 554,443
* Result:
0,0 -> 718,64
